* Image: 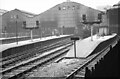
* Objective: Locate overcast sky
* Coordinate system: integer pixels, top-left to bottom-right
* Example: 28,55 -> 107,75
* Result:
0,0 -> 119,14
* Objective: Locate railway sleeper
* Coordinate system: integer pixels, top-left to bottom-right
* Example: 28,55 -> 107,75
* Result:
66,44 -> 114,79
11,49 -> 69,79
1,41 -> 72,69
1,39 -> 70,63
1,43 -> 72,74
2,46 -> 70,79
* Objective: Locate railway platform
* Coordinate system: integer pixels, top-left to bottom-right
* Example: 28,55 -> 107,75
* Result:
0,35 -> 40,44
0,35 -> 70,52
28,33 -> 119,78
0,36 -> 30,40
0,35 -> 72,59
65,33 -> 117,58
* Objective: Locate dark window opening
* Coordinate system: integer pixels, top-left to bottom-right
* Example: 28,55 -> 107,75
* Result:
36,21 -> 39,26
63,6 -> 66,10
82,14 -> 87,21
77,6 -> 80,9
58,7 -> 61,10
68,6 -> 70,9
72,6 -> 75,10
23,21 -> 26,28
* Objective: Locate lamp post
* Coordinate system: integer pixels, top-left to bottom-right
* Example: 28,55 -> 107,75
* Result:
62,26 -> 64,35
13,15 -> 19,44
30,29 -> 33,41
91,25 -> 93,41
3,26 -> 7,38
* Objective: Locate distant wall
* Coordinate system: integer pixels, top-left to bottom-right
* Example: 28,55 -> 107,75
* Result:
107,8 -> 119,35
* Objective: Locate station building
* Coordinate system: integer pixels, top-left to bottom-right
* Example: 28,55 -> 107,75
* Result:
33,0 -> 101,37
1,9 -> 36,37
0,9 -> 7,37
1,0 -> 107,38
107,2 -> 120,35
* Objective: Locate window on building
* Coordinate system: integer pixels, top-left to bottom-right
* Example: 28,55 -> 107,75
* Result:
36,21 -> 39,26
67,6 -> 70,9
77,6 -> 80,9
82,14 -> 87,21
23,21 -> 26,28
63,6 -> 66,10
58,7 -> 61,10
10,15 -> 19,20
72,6 -> 75,10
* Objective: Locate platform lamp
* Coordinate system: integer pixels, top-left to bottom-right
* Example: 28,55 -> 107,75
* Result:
82,14 -> 94,41
23,21 -> 39,41
97,13 -> 102,37
12,15 -> 19,44
81,13 -> 102,41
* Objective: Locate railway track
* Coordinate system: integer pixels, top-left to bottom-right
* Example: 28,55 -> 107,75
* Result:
65,44 -> 114,79
63,35 -> 120,79
1,39 -> 69,62
1,36 -> 72,62
1,39 -> 69,63
1,42 -> 73,79
0,39 -> 72,69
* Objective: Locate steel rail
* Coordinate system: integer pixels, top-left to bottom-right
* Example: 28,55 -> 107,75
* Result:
1,43 -> 73,79
1,38 -> 69,62
65,41 -> 118,79
1,39 -> 71,68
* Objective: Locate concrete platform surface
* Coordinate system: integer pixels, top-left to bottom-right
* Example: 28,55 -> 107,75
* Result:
65,34 -> 117,58
0,35 -> 70,52
28,34 -> 117,78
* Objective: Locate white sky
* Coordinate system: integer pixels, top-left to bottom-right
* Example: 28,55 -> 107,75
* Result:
0,0 -> 119,14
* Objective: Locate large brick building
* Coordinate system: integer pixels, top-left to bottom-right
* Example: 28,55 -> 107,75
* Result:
107,2 -> 120,35
0,9 -> 7,36
1,0 -> 106,38
1,9 -> 36,37
33,0 -> 102,37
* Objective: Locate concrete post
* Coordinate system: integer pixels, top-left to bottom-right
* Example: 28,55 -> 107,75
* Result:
16,21 -> 18,44
30,29 -> 33,41
74,40 -> 76,58
91,25 -> 93,41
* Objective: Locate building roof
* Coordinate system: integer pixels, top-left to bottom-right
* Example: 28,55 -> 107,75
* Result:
2,9 -> 36,18
113,1 -> 120,6
110,1 -> 120,9
0,9 -> 8,15
15,9 -> 36,18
